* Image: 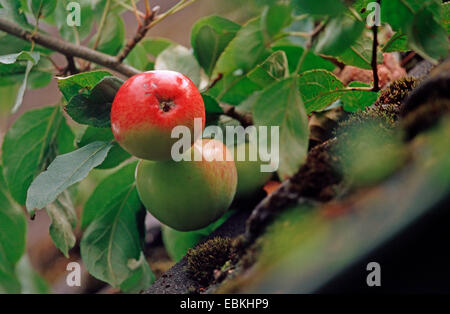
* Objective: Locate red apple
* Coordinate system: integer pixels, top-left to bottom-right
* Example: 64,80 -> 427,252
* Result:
111,70 -> 205,161
136,139 -> 237,231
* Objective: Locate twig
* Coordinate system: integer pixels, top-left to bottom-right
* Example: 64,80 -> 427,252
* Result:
294,21 -> 328,74
148,0 -> 197,29
92,0 -> 111,50
371,0 -> 381,92
0,17 -> 140,77
112,0 -> 145,18
65,55 -> 79,75
116,2 -> 158,63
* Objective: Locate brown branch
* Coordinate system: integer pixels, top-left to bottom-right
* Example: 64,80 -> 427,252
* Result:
222,105 -> 253,128
371,0 -> 381,92
64,55 -> 79,75
116,5 -> 158,63
0,17 -> 140,77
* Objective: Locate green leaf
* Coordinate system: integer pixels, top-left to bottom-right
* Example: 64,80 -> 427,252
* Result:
162,211 -> 232,262
55,0 -> 94,43
381,0 -> 441,32
341,81 -> 379,112
81,161 -> 137,229
28,0 -> 57,18
337,33 -> 383,70
247,50 -> 289,87
141,37 -> 175,58
252,78 -> 309,180
57,70 -> 112,102
77,127 -> 130,170
0,165 -> 26,293
0,51 -> 40,65
201,94 -> 223,114
292,0 -> 345,15
155,45 -> 201,87
261,3 -> 293,41
119,252 -> 154,293
46,192 -> 77,258
0,51 -> 40,113
15,255 -> 50,294
65,76 -> 123,128
213,17 -> 270,77
81,162 -> 153,289
272,43 -> 336,73
123,43 -> 151,71
407,7 -> 449,64
1,106 -> 67,205
90,13 -> 125,55
297,69 -> 345,113
26,141 -> 113,212
0,0 -> 30,28
191,15 -> 241,76
315,13 -> 365,56
382,32 -> 409,52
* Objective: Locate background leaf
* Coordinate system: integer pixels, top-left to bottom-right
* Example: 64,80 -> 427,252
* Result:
292,0 -> 345,15
155,45 -> 201,87
90,13 -> 125,56
26,141 -> 113,212
261,3 -> 292,42
0,165 -> 27,293
1,106 -> 70,205
336,33 -> 383,70
253,78 -> 309,180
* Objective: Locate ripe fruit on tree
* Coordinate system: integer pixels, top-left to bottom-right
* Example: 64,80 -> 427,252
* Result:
111,70 -> 205,161
232,142 -> 274,199
136,139 -> 237,231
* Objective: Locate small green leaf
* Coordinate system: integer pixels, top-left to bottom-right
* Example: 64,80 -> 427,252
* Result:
81,161 -> 153,289
191,15 -> 241,76
247,50 -> 289,87
292,0 -> 345,15
57,70 -> 112,102
337,33 -> 383,70
162,211 -> 232,262
341,81 -> 379,112
443,2 -> 450,34
382,33 -> 409,52
272,43 -> 336,73
155,45 -> 201,87
77,127 -> 131,170
298,69 -> 345,113
315,13 -> 365,56
64,76 -> 123,128
123,44 -> 151,71
253,78 -> 309,180
46,192 -> 77,258
0,51 -> 40,65
26,141 -> 113,212
2,106 -> 68,205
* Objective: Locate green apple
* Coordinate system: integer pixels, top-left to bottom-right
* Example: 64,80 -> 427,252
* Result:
232,142 -> 274,199
136,139 -> 237,231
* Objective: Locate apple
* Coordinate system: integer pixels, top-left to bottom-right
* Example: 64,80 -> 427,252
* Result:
231,142 -> 273,199
136,139 -> 237,231
111,70 -> 205,161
